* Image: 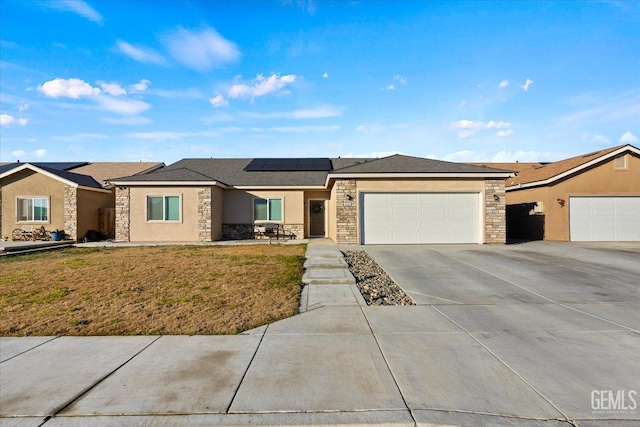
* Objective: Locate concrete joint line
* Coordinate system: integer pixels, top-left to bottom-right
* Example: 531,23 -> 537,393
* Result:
0,336 -> 59,364
405,290 -> 463,304
411,407 -> 571,422
225,324 -> 269,413
433,249 -> 558,305
432,306 -> 572,423
558,303 -> 640,334
358,305 -> 418,426
39,335 -> 163,426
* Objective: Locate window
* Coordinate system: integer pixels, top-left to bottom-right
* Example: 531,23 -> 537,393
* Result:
615,155 -> 627,170
253,198 -> 282,221
147,195 -> 180,221
17,197 -> 49,222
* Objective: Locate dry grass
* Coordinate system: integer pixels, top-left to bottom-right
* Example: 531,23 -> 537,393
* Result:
0,244 -> 305,336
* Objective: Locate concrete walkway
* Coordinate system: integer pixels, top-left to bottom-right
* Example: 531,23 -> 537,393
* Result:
1,240 -> 637,426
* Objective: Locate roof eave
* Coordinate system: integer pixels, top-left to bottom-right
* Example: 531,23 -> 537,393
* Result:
0,163 -> 105,191
108,180 -> 229,189
326,172 -> 514,186
506,144 -> 640,191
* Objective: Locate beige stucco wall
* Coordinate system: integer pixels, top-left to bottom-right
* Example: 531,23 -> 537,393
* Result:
129,186 -> 200,242
330,178 -> 488,244
77,188 -> 114,241
506,153 -> 640,241
222,189 -> 305,225
1,170 -> 66,238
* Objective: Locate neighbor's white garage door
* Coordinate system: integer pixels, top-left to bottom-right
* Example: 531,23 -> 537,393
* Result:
570,196 -> 640,241
361,193 -> 480,244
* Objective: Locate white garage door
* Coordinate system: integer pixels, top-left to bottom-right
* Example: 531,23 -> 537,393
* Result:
361,192 -> 480,244
570,196 -> 640,241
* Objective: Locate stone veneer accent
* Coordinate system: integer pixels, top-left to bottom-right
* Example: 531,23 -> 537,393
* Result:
335,179 -> 358,245
115,187 -> 130,242
64,185 -> 78,241
0,188 -> 3,239
484,179 -> 506,244
197,187 -> 212,242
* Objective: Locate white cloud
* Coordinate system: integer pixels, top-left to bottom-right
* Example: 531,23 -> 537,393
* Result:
99,82 -> 127,96
130,79 -> 151,92
619,131 -> 638,144
588,133 -> 610,144
124,131 -> 220,140
46,0 -> 103,24
116,41 -> 166,65
101,116 -> 152,125
393,75 -> 407,85
35,149 -> 47,157
499,80 -> 509,88
459,100 -> 466,108
210,94 -> 228,108
11,150 -> 26,157
250,125 -> 340,133
19,118 -> 28,126
450,119 -> 512,138
322,72 -> 329,78
384,85 -> 395,91
228,73 -> 297,100
39,78 -> 100,99
94,95 -> 151,115
496,129 -> 514,137
52,133 -> 109,142
163,26 -> 240,71
17,103 -> 29,112
522,78 -> 534,91
486,120 -> 512,129
0,113 -> 15,126
355,125 -> 369,133
243,105 -> 343,120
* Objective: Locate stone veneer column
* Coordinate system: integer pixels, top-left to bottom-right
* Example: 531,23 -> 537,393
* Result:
115,187 -> 130,242
198,187 -> 212,242
484,179 -> 506,244
335,179 -> 358,245
64,185 -> 78,241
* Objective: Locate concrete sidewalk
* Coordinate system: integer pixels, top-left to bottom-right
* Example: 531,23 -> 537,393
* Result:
1,240 -> 636,426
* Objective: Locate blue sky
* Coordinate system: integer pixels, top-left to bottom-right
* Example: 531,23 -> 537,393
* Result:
1,0 -> 638,164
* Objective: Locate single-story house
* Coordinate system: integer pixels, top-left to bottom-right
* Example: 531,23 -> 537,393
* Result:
0,162 -> 164,241
470,144 -> 640,241
109,155 -> 513,245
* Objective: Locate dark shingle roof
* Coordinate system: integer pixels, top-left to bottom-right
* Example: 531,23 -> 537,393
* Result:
111,155 -> 511,187
332,154 -> 513,174
0,163 -> 104,189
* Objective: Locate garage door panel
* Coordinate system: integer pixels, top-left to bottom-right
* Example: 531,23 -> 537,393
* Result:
362,192 -> 480,244
570,196 -> 640,241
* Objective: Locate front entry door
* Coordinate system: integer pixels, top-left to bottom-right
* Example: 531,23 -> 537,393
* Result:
309,200 -> 326,237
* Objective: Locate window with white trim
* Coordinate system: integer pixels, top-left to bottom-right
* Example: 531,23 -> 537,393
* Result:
253,198 -> 282,221
147,195 -> 181,221
17,197 -> 49,222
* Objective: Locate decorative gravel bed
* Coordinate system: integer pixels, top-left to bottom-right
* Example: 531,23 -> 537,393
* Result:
343,250 -> 414,306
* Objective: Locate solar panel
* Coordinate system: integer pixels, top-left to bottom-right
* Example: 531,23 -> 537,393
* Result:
244,158 -> 333,171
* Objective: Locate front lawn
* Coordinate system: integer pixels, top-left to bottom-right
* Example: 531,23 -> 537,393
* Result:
0,244 -> 305,336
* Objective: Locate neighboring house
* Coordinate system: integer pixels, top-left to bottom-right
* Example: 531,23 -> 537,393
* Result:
470,144 -> 640,241
109,155 -> 513,245
0,162 -> 164,241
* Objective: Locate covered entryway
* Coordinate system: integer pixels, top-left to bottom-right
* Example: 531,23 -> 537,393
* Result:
309,200 -> 326,237
361,192 -> 480,244
569,196 -> 640,241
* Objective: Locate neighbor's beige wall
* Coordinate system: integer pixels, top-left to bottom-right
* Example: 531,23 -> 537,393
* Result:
76,188 -> 114,241
1,170 -> 66,238
506,153 -> 640,241
222,189 -> 305,224
328,178 -> 487,244
129,186 -> 200,242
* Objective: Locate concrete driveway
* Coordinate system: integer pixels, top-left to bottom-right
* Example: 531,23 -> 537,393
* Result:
364,241 -> 640,426
1,240 -> 638,426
